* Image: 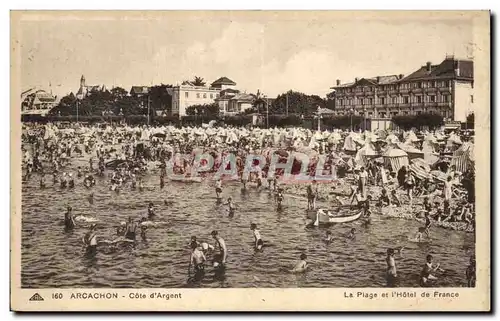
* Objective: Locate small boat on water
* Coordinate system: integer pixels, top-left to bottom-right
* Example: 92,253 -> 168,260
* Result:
307,208 -> 363,224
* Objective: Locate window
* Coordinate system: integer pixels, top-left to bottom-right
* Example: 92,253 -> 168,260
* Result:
418,82 -> 423,88
203,93 -> 207,98
380,112 -> 386,118
417,111 -> 422,115
380,97 -> 386,105
210,93 -> 213,99
361,99 -> 365,106
338,99 -> 343,106
196,93 -> 200,98
417,96 -> 422,103
445,80 -> 450,87
368,98 -> 373,105
392,97 -> 397,104
368,112 -> 373,117
430,95 -> 436,102
446,95 -> 451,103
185,92 -> 189,98
404,111 -> 409,115
216,93 -> 219,98
471,95 -> 474,103
403,96 -> 409,104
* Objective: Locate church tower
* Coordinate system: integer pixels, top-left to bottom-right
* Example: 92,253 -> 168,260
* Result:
80,75 -> 86,88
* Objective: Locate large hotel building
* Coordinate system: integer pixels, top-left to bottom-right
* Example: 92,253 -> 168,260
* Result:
331,56 -> 474,122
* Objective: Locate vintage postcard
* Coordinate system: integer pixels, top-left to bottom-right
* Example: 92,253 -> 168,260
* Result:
10,10 -> 490,311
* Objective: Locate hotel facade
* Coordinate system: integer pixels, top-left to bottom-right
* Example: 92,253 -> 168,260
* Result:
331,56 -> 474,122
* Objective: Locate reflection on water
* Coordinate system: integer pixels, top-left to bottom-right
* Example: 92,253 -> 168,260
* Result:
21,168 -> 474,288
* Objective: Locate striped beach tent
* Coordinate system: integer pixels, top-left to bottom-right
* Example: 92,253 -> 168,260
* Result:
409,158 -> 431,180
383,147 -> 409,172
450,142 -> 474,173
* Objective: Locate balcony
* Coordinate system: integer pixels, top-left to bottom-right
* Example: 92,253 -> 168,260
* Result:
399,88 -> 410,94
425,87 -> 437,93
439,87 -> 452,93
411,88 -> 423,94
388,90 -> 399,96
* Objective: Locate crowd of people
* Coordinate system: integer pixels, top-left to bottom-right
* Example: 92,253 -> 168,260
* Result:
21,121 -> 476,287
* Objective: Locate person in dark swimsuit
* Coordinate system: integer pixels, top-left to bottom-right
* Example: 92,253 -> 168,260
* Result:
124,217 -> 137,241
64,206 -> 76,230
39,174 -> 46,189
423,212 -> 432,237
147,202 -> 156,218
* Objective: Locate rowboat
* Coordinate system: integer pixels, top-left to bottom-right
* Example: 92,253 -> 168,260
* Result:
307,208 -> 363,224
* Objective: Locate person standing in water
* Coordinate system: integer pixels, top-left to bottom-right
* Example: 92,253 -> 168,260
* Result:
211,230 -> 227,268
64,206 -> 76,230
188,241 -> 207,281
39,174 -> 46,189
224,197 -> 235,217
250,223 -> 264,251
275,188 -> 284,210
83,224 -> 98,255
466,256 -> 476,287
147,202 -> 156,219
386,248 -> 398,287
215,178 -> 222,199
291,253 -> 308,273
124,217 -> 138,241
420,254 -> 444,287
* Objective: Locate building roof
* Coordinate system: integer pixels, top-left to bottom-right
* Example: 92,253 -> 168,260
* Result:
331,75 -> 400,89
211,77 -> 236,86
231,93 -> 255,102
130,86 -> 150,95
402,57 -> 473,82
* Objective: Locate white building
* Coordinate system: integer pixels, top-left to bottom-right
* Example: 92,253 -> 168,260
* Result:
170,77 -> 238,117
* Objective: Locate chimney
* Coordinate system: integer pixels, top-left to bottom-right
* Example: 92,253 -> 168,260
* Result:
355,77 -> 359,83
376,76 -> 381,83
398,74 -> 404,80
426,61 -> 432,72
454,60 -> 460,76
336,79 -> 341,86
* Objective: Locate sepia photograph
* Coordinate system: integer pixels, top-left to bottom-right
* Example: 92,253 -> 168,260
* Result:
10,10 -> 490,311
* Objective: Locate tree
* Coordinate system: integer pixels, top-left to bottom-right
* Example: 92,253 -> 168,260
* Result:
272,90 -> 326,115
50,92 -> 77,115
150,84 -> 173,115
192,76 -> 206,87
110,87 -> 128,102
186,103 -> 219,116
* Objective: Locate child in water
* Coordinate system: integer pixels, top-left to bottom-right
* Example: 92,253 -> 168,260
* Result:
347,228 -> 356,240
323,230 -> 333,243
291,253 -> 308,273
250,223 -> 264,251
224,197 -> 235,217
420,254 -> 444,287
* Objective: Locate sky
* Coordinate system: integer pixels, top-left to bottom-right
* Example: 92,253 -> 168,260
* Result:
17,11 -> 474,98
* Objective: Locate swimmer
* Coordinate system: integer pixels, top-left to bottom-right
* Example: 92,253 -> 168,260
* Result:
250,223 -> 264,251
77,167 -> 83,178
211,230 -> 227,268
346,228 -> 356,240
188,241 -> 206,279
215,179 -> 222,199
390,190 -> 401,207
420,254 -> 444,287
275,188 -> 284,210
291,253 -> 308,273
138,178 -> 144,192
224,197 -> 235,217
139,217 -> 148,240
39,174 -> 46,189
414,227 -> 426,242
68,173 -> 75,189
124,217 -> 138,241
423,212 -> 432,237
147,202 -> 156,218
386,248 -> 398,287
190,236 -> 215,255
64,206 -> 76,230
323,230 -> 333,243
466,256 -> 476,287
83,224 -> 98,254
